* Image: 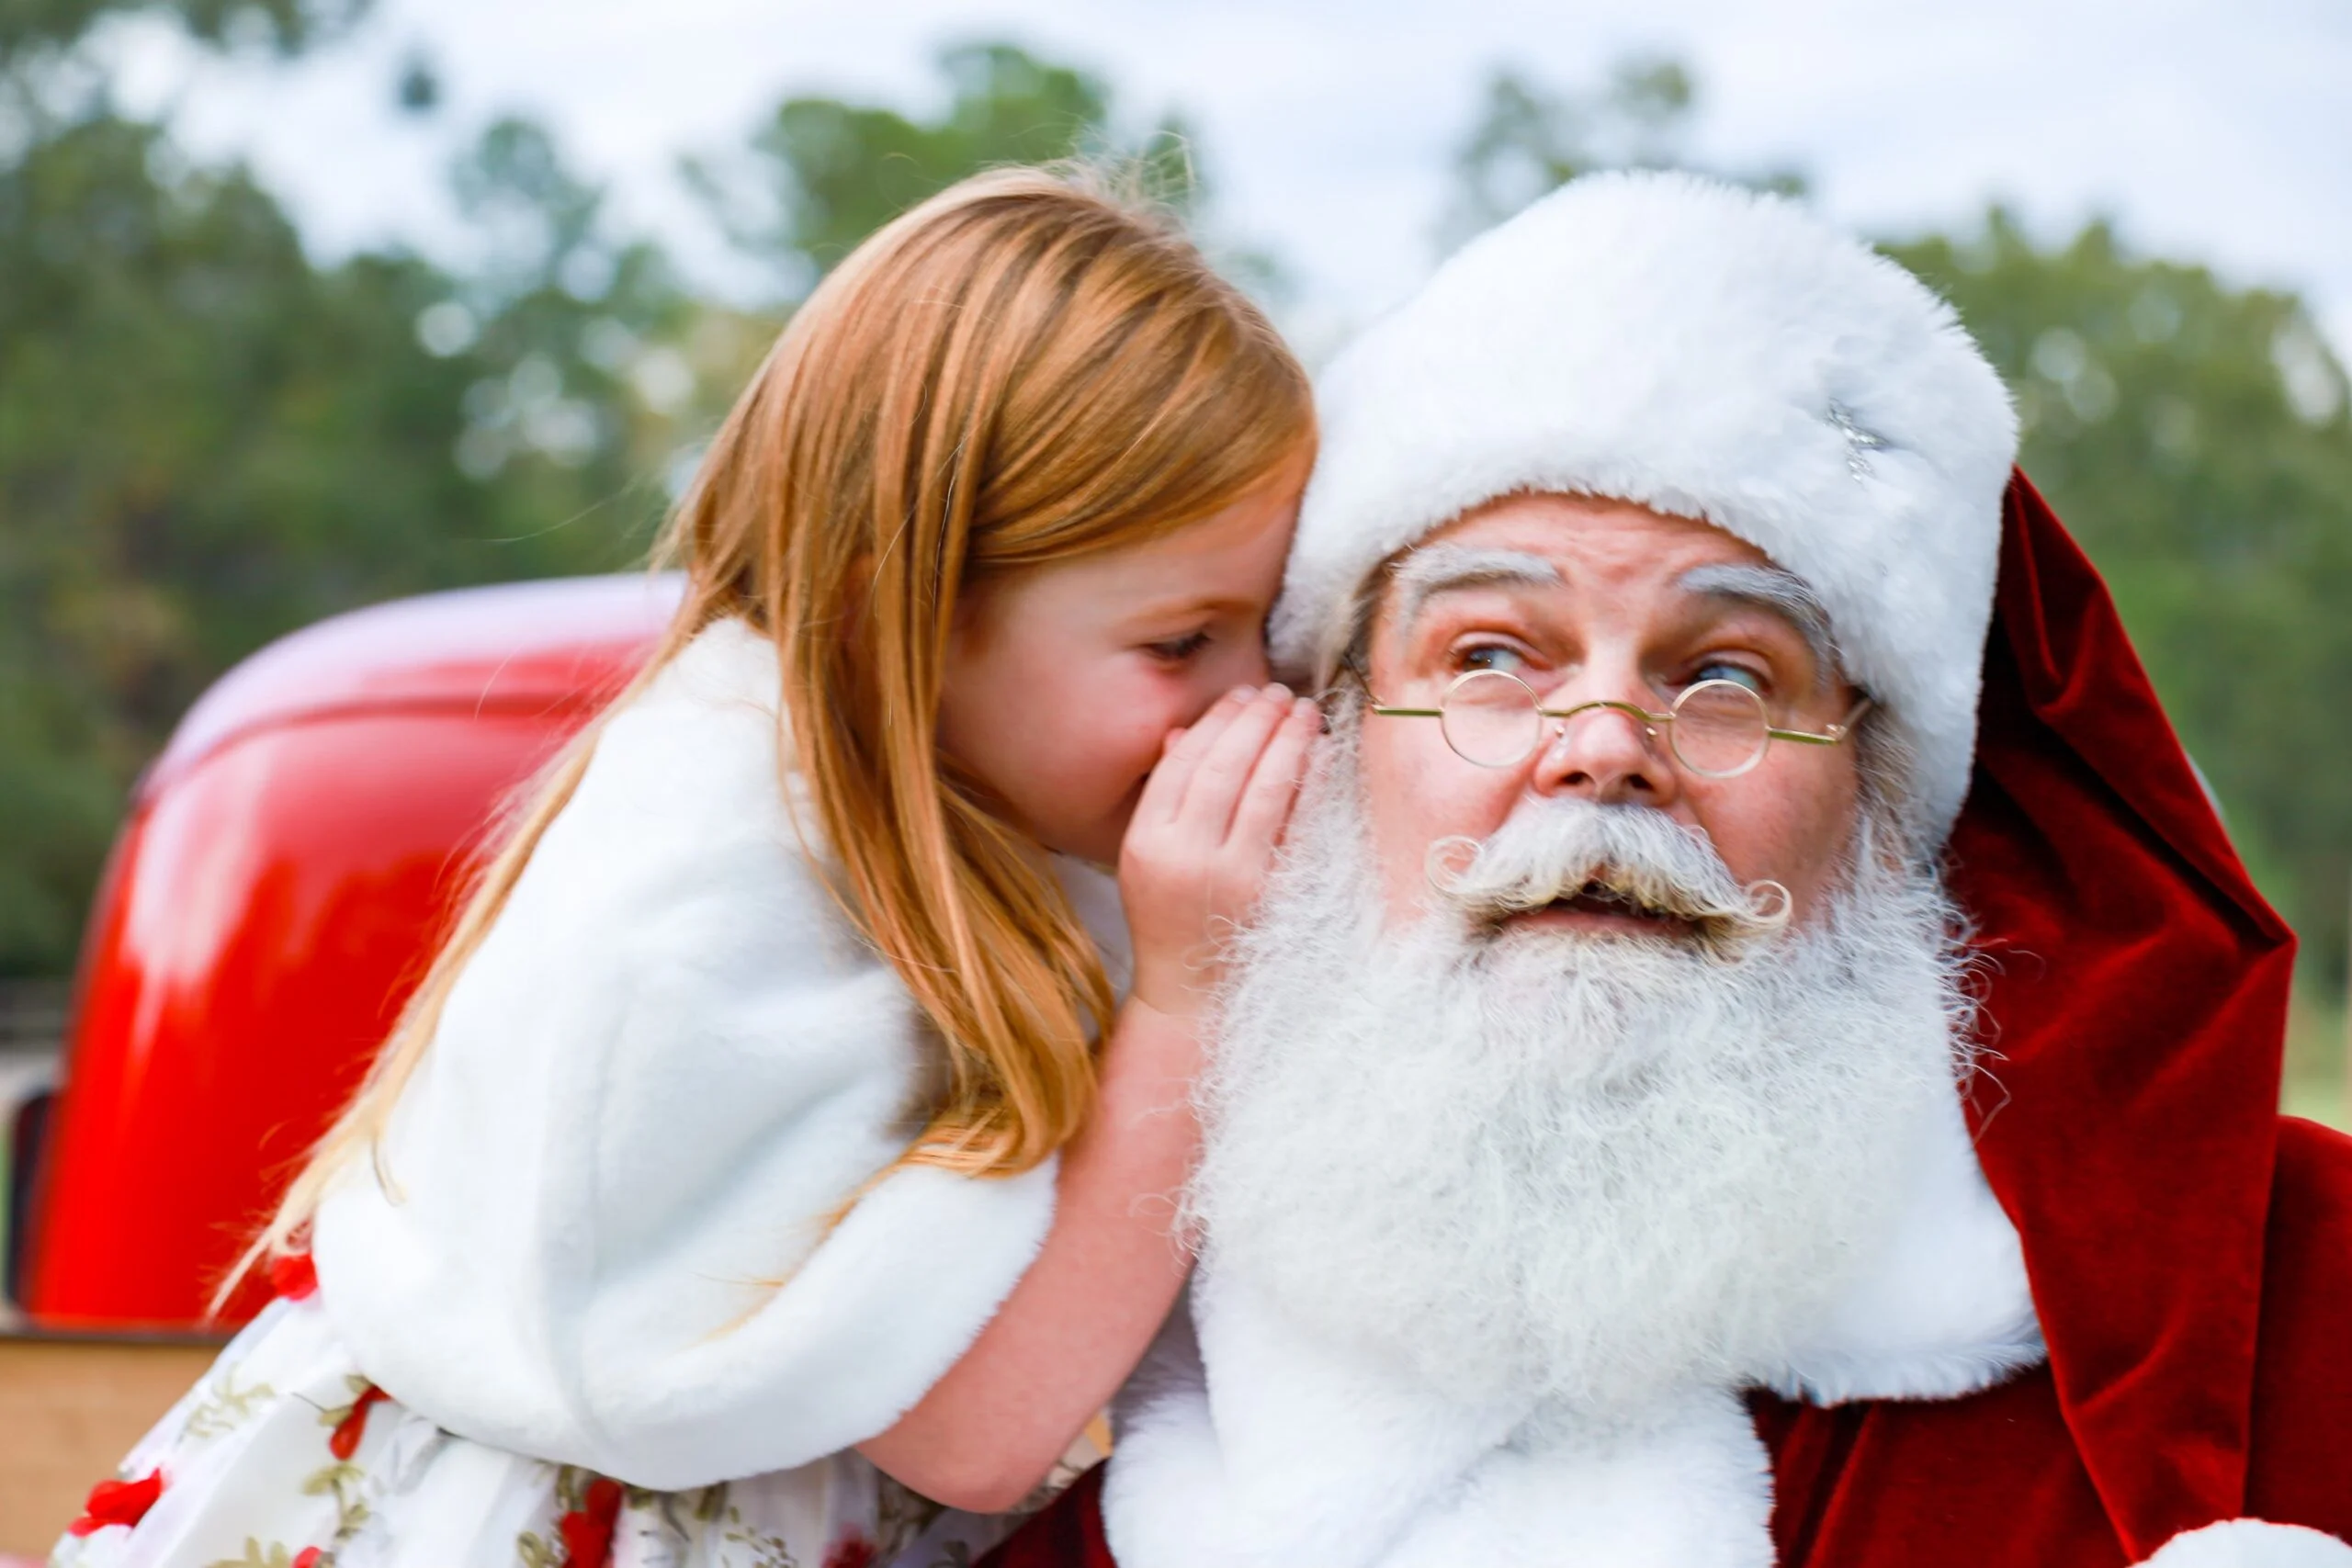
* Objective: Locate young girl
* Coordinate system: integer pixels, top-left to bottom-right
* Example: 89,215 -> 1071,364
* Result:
54,169 -> 1318,1568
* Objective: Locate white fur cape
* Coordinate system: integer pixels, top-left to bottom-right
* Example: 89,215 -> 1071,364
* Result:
312,618 -> 1128,1490
1105,1083 -> 2046,1568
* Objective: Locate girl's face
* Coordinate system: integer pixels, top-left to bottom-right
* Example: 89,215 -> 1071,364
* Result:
937,457 -> 1310,866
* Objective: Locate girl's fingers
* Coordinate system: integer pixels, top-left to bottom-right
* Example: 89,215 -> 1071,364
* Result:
1129,725 -> 1192,829
1139,687 -> 1257,828
1225,698 -> 1319,854
1170,683 -> 1294,840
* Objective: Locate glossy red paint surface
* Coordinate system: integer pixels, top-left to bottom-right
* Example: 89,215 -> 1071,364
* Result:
21,575 -> 681,1331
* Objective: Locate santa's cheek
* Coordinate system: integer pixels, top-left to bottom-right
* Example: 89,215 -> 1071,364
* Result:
1702,779 -> 1855,912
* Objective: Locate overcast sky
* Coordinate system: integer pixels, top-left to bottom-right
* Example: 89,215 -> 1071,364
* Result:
101,0 -> 2352,360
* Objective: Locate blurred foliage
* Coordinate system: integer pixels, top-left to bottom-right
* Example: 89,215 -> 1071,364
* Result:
2284,991 -> 2347,1129
687,40 -> 1202,301
0,99 -> 695,969
1442,55 -> 1802,250
1453,58 -> 2352,992
0,0 -> 362,62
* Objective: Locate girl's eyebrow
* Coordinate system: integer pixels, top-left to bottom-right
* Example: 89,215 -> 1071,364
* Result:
1675,562 -> 1838,682
1122,591 -> 1261,626
1388,545 -> 1562,633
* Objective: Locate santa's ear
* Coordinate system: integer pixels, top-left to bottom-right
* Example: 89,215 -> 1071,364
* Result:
2134,1520 -> 2352,1568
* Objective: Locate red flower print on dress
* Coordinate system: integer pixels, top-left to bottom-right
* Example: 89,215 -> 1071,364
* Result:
65,1469 -> 164,1535
823,1538 -> 879,1568
558,1475 -> 624,1568
292,1550 -> 325,1567
269,1251 -> 319,1301
326,1383 -> 390,1460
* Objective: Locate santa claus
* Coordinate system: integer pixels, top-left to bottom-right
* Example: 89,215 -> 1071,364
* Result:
981,172 -> 2352,1568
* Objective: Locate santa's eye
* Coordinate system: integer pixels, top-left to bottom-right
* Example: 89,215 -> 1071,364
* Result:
1453,641 -> 1532,676
1687,660 -> 1767,694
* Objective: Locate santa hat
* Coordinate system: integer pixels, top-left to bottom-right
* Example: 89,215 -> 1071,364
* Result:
1273,170 -> 2018,844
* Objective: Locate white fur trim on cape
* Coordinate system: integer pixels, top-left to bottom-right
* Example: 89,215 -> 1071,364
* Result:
313,619 -> 1129,1490
1106,1070 -> 2040,1568
2137,1521 -> 2352,1567
1765,1082 -> 2044,1403
1272,172 -> 2018,843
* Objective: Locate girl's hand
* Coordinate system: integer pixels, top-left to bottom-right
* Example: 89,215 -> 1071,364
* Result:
1120,682 -> 1320,1018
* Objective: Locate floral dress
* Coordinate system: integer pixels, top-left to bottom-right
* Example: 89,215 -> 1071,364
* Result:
50,1261 -> 1092,1568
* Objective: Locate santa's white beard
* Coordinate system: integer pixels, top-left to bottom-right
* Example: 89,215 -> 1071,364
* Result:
1188,729 -> 1973,1418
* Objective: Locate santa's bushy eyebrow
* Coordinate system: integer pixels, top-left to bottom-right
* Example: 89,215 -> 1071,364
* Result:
1387,545 -> 1562,632
1677,562 -> 1838,685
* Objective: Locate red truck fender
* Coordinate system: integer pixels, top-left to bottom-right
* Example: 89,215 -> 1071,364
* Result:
9,572 -> 679,1334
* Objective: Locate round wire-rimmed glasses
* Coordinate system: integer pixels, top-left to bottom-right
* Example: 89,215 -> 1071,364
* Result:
1353,665 -> 1873,777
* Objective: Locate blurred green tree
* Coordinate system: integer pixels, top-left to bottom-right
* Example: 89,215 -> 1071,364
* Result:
1442,55 -> 1802,250
687,40 -> 1203,300
0,104 -> 694,973
0,0 -> 360,61
1446,56 -> 2352,990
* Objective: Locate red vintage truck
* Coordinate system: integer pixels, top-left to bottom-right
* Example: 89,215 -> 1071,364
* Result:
0,573 -> 680,1551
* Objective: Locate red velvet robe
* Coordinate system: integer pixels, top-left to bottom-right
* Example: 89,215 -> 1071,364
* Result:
982,475 -> 2352,1566
1756,1117 -> 2352,1563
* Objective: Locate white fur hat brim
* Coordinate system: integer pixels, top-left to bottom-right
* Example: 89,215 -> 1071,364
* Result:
1274,171 -> 2018,843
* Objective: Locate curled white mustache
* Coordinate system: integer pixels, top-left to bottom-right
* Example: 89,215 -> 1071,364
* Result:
1426,800 -> 1792,949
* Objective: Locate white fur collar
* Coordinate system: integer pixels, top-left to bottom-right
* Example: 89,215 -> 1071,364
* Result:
1106,1081 -> 2041,1568
315,620 -> 1128,1489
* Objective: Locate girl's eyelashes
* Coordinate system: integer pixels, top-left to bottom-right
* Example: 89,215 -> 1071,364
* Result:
1143,628 -> 1214,663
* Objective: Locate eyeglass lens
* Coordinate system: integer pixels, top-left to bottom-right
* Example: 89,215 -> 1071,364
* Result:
1669,680 -> 1771,777
1433,671 -> 1772,776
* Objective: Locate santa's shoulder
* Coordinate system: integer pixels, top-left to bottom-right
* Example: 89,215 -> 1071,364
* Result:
2254,1115 -> 2352,1345
2130,1118 -> 2352,1554
2264,1115 -> 2352,1247
2238,1116 -> 2352,1528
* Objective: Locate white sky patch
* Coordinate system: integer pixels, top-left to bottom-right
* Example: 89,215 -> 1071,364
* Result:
84,0 -> 2352,363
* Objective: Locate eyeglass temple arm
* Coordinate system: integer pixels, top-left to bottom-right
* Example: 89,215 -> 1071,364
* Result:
1766,695 -> 1876,746
1338,660 -> 1447,718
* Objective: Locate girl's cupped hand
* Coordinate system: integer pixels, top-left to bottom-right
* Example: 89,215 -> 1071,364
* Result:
1120,682 -> 1321,1019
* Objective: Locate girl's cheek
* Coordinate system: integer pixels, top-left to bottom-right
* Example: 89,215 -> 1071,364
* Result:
1074,674 -> 1187,781
1127,661 -> 1225,740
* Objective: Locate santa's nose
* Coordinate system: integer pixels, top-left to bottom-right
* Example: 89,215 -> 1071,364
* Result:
1529,693 -> 1678,807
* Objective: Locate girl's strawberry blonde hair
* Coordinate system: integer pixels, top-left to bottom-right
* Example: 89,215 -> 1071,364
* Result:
232,165 -> 1314,1285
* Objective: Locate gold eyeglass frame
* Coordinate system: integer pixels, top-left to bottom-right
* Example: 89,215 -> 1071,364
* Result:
1340,660 -> 1873,778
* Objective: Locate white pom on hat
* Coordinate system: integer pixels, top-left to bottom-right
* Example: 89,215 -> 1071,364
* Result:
1274,170 -> 2018,844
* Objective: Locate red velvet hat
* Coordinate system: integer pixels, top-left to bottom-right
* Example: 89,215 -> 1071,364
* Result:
1953,470 -> 2294,1559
